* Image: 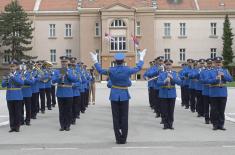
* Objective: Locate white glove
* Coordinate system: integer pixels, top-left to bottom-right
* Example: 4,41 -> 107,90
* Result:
139,49 -> 147,61
90,52 -> 98,63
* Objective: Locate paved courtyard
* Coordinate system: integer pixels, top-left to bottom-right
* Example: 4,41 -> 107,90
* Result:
0,82 -> 235,155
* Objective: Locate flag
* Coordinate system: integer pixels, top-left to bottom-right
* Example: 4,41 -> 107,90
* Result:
105,32 -> 115,41
131,35 -> 139,48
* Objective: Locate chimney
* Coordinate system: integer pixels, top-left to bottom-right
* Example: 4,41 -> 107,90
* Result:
77,0 -> 82,9
152,0 -> 158,9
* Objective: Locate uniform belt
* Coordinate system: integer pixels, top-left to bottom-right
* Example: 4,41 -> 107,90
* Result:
209,84 -> 225,87
161,86 -> 175,89
7,88 -> 21,90
58,84 -> 72,88
112,85 -> 128,90
22,85 -> 31,88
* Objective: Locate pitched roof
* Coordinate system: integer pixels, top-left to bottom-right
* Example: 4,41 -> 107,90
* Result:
198,0 -> 235,10
39,0 -> 78,11
0,0 -> 36,12
81,0 -> 152,8
157,0 -> 197,10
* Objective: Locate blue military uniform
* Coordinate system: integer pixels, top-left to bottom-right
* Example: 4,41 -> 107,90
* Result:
31,66 -> 40,119
21,69 -> 35,125
193,59 -> 206,117
178,63 -> 187,107
144,56 -> 164,118
50,69 -> 57,107
43,66 -> 52,111
76,63 -> 87,113
188,60 -> 197,113
157,59 -> 181,129
94,52 -> 144,144
1,61 -> 24,132
205,57 -> 232,130
199,58 -> 213,124
37,61 -> 46,113
179,63 -> 190,109
69,57 -> 82,124
143,61 -> 155,109
52,56 -> 78,131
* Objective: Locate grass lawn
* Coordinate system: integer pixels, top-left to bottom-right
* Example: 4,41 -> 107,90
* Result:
226,81 -> 235,87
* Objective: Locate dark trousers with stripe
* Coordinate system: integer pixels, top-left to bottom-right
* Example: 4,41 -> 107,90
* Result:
58,97 -> 73,129
189,89 -> 196,112
184,86 -> 190,108
148,87 -> 154,108
153,89 -> 161,115
45,88 -> 52,109
203,95 -> 211,121
72,96 -> 81,123
111,100 -> 129,143
160,98 -> 175,128
80,92 -> 86,112
39,88 -> 45,112
210,97 -> 227,128
196,90 -> 204,116
51,85 -> 57,106
7,100 -> 22,130
31,92 -> 39,117
21,97 -> 32,124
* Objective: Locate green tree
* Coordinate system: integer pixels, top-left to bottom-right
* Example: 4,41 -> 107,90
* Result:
222,14 -> 234,68
0,0 -> 34,61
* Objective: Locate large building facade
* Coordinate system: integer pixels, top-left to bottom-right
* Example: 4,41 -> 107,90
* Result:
1,0 -> 235,80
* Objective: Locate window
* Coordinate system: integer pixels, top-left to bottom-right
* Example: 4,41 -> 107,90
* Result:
96,49 -> 100,62
66,49 -> 72,57
179,49 -> 186,61
164,49 -> 171,60
110,37 -> 127,51
136,49 -> 141,62
50,49 -> 56,63
136,21 -> 141,36
211,23 -> 217,36
3,51 -> 11,63
180,23 -> 186,36
210,48 -> 217,59
111,19 -> 126,27
65,24 -> 72,37
95,22 -> 100,36
49,24 -> 56,37
164,23 -> 171,37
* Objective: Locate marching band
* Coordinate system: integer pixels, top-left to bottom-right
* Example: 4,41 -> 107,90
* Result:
0,53 -> 233,144
1,56 -> 93,132
144,56 -> 233,130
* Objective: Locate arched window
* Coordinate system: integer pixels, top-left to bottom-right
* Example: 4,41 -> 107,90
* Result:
110,19 -> 126,27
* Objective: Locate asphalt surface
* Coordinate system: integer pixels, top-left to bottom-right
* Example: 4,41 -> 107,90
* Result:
0,82 -> 235,155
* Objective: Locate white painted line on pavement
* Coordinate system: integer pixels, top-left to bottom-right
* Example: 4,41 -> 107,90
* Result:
225,115 -> 235,123
112,146 -> 174,149
222,145 -> 235,148
0,115 -> 8,118
46,148 -> 79,150
21,148 -> 44,151
0,121 -> 9,126
21,148 -> 79,151
176,97 -> 181,101
226,113 -> 235,115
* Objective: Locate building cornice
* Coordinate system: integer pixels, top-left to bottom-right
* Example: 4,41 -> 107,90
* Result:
155,10 -> 235,15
